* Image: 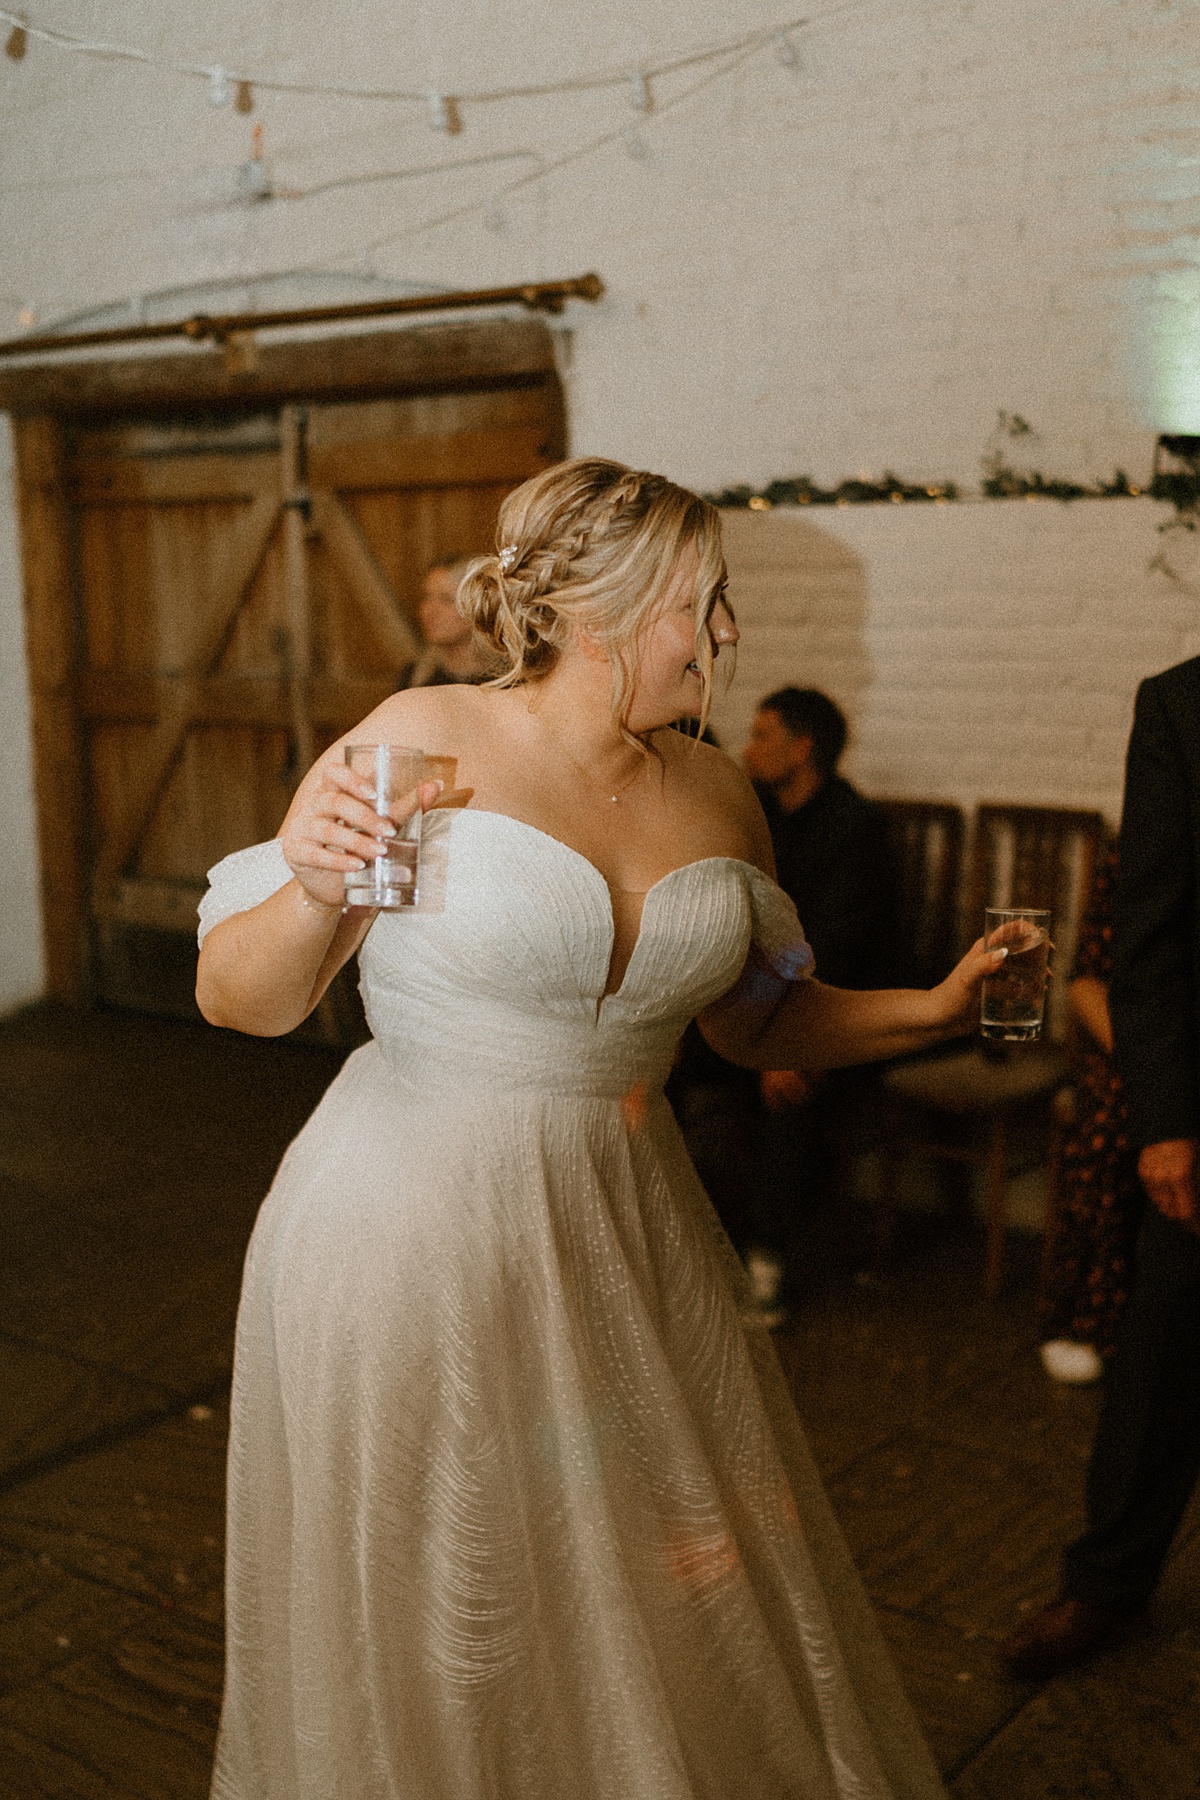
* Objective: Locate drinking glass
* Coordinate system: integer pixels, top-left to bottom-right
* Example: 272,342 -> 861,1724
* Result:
981,908 -> 1051,1041
343,744 -> 425,909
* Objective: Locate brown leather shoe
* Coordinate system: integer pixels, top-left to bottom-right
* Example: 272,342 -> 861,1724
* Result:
1001,1598 -> 1141,1679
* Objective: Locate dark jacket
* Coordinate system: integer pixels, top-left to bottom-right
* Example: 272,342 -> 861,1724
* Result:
756,775 -> 899,990
1110,656 -> 1200,1148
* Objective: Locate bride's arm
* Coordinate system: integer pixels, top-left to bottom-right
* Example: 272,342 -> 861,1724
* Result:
696,938 -> 1004,1072
197,881 -> 373,1038
197,717 -> 438,1037
689,761 -> 1003,1069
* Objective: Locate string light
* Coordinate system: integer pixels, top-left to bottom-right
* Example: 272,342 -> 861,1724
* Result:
5,8 -> 819,330
234,78 -> 253,114
208,64 -> 229,108
0,7 -> 811,116
352,24 -> 788,260
628,70 -> 652,113
426,91 -> 461,134
4,20 -> 24,59
776,34 -> 801,68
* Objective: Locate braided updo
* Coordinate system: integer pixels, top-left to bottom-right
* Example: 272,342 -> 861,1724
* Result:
457,457 -> 729,736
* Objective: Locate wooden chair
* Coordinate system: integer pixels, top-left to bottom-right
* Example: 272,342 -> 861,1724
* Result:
813,801 -> 967,1218
877,804 -> 1104,1295
876,800 -> 966,989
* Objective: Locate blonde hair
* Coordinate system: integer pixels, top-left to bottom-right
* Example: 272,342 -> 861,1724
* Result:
457,457 -> 730,739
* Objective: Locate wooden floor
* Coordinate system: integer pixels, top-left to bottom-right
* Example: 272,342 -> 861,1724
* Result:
1,1005 -> 1197,1799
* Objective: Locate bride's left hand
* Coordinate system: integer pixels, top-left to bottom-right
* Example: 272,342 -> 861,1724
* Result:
926,938 -> 1009,1039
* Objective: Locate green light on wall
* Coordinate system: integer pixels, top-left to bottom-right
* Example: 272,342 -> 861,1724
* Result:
1139,273 -> 1200,433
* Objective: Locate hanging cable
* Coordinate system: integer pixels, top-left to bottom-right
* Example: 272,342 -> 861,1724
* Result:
0,8 -> 810,110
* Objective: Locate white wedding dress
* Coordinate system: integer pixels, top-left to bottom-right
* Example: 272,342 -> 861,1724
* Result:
201,807 -> 945,1800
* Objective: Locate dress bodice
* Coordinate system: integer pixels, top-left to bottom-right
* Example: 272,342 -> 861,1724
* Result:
198,808 -> 812,1098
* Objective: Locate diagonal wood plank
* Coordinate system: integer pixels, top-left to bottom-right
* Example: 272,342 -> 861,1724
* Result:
92,492 -> 280,897
280,408 -> 315,780
310,487 -> 419,667
13,416 -> 90,998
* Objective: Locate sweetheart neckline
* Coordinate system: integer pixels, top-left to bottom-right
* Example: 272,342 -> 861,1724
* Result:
449,806 -> 766,898
442,808 -> 771,1006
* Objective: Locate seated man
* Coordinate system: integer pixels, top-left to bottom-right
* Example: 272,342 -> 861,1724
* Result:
741,687 -> 899,1323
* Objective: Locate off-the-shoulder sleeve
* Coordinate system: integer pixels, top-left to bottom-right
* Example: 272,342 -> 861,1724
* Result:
197,840 -> 293,946
744,866 -> 815,981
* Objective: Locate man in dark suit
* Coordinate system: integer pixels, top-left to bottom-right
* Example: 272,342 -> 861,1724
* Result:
1004,654 -> 1200,1676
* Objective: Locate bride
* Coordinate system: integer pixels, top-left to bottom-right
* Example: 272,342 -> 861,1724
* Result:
197,458 -> 997,1800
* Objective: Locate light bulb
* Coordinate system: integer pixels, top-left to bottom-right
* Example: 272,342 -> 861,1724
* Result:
629,70 -> 651,113
427,91 -> 461,133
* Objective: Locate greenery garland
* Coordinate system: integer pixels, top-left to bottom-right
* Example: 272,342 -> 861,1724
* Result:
705,415 -> 1200,519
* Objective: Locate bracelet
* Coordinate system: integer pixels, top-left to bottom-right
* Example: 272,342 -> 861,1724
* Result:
297,887 -> 348,919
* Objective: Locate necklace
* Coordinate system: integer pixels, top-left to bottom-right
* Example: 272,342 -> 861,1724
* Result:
532,711 -> 646,804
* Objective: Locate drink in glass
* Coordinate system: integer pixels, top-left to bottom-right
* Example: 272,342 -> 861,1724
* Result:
981,908 -> 1051,1041
343,743 -> 425,909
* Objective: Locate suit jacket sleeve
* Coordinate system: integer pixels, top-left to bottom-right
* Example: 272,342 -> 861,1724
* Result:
1110,675 -> 1200,1147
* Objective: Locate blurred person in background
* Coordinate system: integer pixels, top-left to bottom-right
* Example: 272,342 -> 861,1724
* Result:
740,687 -> 899,1325
1038,840 -> 1142,1386
398,554 -> 493,689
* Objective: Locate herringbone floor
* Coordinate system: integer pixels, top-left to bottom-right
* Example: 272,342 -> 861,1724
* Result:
1,1004 -> 1196,1798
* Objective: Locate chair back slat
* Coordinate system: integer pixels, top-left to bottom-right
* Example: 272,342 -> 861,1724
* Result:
968,805 -> 1104,1043
876,800 -> 967,989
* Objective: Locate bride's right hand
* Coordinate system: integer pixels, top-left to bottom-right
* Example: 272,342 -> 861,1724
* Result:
279,759 -> 440,910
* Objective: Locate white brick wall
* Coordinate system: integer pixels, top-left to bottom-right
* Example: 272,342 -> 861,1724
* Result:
713,498 -> 1200,826
2,0 -> 1199,1001
3,0 -> 1196,488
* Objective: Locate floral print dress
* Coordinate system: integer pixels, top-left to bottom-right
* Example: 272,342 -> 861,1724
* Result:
1039,840 -> 1143,1359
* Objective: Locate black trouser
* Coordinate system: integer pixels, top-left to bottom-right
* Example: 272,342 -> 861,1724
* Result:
747,1096 -> 826,1275
1063,1206 -> 1200,1611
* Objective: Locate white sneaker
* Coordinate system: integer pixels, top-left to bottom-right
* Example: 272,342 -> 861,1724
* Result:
1040,1339 -> 1103,1385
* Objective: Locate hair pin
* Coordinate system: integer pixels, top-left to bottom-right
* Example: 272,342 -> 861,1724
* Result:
498,545 -> 518,572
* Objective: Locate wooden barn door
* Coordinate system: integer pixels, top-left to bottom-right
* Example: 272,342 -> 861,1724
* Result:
44,381 -> 557,1030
